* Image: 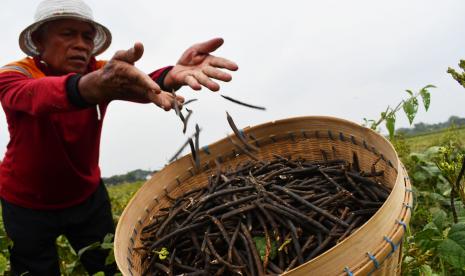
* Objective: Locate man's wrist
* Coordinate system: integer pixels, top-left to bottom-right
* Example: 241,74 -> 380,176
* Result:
154,66 -> 172,91
77,72 -> 103,104
66,74 -> 94,108
161,67 -> 182,92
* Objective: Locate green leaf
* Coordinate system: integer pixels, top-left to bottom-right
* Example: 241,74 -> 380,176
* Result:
424,146 -> 441,157
253,236 -> 277,261
0,254 -> 7,273
456,205 -> 465,223
153,247 -> 169,260
253,236 -> 266,260
421,164 -> 442,177
406,89 -> 414,96
93,272 -> 105,276
77,241 -> 101,258
403,97 -> 419,125
413,171 -> 428,182
410,152 -> 427,163
420,191 -> 447,203
419,264 -> 433,276
432,209 -> 448,232
385,113 -> 396,140
420,88 -> 431,111
414,222 -> 443,250
101,233 -> 114,250
363,118 -> 377,130
101,242 -> 113,250
0,236 -> 12,253
414,226 -> 440,242
423,84 -> 437,90
103,233 -> 114,244
159,248 -> 169,260
105,250 -> 116,266
438,223 -> 465,269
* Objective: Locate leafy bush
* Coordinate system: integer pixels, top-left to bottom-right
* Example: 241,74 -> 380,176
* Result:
399,128 -> 465,275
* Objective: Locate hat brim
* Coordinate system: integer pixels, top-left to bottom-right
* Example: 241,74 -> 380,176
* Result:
19,14 -> 112,57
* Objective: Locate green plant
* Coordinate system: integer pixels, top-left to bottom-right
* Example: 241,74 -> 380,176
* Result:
78,233 -> 116,267
448,60 -> 465,89
364,85 -> 435,140
404,208 -> 465,275
107,181 -> 143,223
57,233 -> 118,276
400,124 -> 465,274
0,215 -> 10,276
402,145 -> 465,275
56,235 -> 88,275
0,237 -> 11,275
433,145 -> 465,223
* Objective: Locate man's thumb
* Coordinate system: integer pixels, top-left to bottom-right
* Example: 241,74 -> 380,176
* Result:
113,42 -> 144,64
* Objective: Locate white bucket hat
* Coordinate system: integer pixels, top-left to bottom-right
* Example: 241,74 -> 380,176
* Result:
19,0 -> 112,57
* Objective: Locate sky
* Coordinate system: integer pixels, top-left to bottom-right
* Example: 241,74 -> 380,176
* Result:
0,0 -> 465,177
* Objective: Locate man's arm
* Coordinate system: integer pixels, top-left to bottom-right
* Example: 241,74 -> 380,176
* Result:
1,38 -> 238,115
78,38 -> 238,105
78,43 -> 183,111
0,72 -> 86,115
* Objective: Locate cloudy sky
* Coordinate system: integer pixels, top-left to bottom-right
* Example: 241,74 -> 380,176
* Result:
1,0 -> 464,177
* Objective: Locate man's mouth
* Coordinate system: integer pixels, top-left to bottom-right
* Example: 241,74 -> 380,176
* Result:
68,55 -> 87,64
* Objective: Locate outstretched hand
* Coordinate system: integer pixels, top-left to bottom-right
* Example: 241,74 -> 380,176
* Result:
79,42 -> 184,111
164,38 -> 239,92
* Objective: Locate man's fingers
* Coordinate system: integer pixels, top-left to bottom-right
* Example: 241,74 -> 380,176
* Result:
176,95 -> 185,104
202,66 -> 232,82
124,65 -> 161,94
112,42 -> 145,64
194,38 -> 224,54
193,71 -> 220,92
185,75 -> 202,91
182,68 -> 228,91
150,92 -> 186,111
209,56 -> 239,71
147,91 -> 167,110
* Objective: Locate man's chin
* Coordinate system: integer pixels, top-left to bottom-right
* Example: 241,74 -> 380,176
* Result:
65,65 -> 88,74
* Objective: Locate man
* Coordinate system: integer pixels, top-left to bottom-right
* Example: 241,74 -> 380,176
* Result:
0,0 -> 238,275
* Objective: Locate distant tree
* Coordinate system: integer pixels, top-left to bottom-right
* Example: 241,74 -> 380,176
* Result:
413,122 -> 427,133
448,60 -> 465,89
103,169 -> 155,186
397,116 -> 465,136
448,116 -> 465,126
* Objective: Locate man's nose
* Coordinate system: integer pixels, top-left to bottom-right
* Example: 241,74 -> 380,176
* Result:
74,35 -> 93,52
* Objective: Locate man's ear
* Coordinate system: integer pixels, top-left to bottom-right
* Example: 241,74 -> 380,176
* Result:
31,30 -> 44,53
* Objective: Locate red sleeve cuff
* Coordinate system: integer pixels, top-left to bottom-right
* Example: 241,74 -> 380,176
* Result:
66,73 -> 94,108
149,66 -> 173,91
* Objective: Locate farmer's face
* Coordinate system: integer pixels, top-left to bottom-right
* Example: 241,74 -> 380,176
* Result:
34,19 -> 96,74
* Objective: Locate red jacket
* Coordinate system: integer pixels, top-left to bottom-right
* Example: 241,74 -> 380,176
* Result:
0,57 -> 171,210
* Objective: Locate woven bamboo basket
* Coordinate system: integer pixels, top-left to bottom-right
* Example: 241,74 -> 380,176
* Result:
115,116 -> 413,276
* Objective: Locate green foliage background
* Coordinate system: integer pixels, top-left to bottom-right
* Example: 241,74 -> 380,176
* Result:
398,128 -> 465,275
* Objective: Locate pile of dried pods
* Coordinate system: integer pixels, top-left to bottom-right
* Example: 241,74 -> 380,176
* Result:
136,154 -> 391,275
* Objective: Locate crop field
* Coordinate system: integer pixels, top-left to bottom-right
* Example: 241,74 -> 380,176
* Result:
405,127 -> 465,153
